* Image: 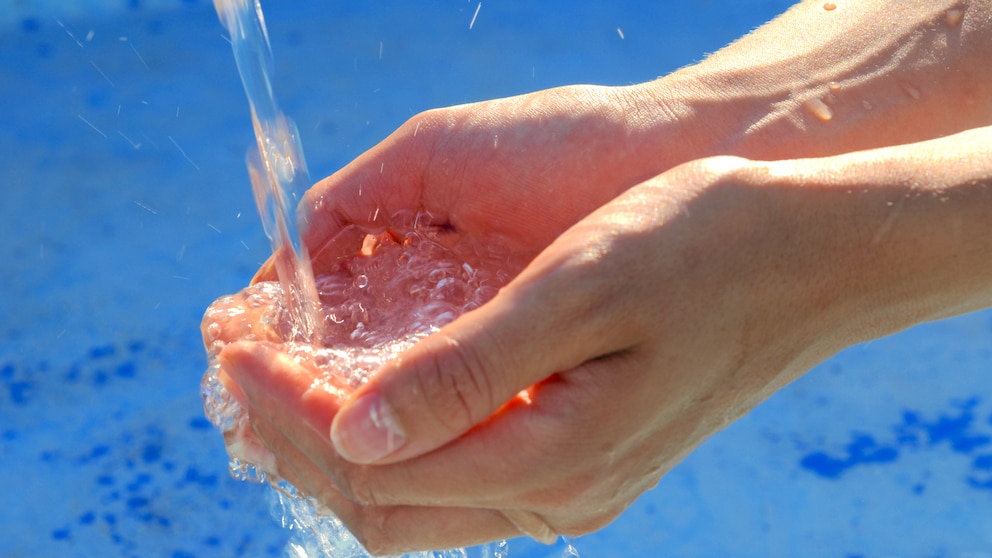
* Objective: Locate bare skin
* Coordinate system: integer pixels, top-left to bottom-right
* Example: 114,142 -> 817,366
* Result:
207,0 -> 992,554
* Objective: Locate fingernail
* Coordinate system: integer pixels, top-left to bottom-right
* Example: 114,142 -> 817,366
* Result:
331,392 -> 407,463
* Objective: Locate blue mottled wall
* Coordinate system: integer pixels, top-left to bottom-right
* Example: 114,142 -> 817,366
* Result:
3,1 -> 991,557
0,0 -> 205,28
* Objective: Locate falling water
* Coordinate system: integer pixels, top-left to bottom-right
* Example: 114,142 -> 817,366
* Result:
202,3 -> 576,557
214,0 -> 322,344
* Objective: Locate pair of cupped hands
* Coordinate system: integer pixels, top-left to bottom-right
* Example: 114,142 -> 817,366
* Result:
205,81 -> 976,554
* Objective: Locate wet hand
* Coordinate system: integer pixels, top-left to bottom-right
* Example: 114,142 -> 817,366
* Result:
251,83 -> 698,283
220,155 -> 838,553
221,123 -> 992,554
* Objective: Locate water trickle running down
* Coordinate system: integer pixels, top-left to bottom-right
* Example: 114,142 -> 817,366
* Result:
945,7 -> 964,28
803,97 -> 834,122
901,82 -> 922,100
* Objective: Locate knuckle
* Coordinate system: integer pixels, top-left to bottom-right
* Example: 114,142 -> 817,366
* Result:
336,466 -> 379,507
412,333 -> 495,436
557,504 -> 624,538
536,240 -> 633,345
352,508 -> 401,557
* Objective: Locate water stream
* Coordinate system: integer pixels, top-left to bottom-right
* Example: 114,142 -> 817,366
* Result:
214,0 -> 323,344
201,2 -> 575,557
202,1 -> 517,557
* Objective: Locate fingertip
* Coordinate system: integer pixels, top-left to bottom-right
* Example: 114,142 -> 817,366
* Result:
217,342 -> 300,404
220,342 -> 345,442
217,341 -> 272,384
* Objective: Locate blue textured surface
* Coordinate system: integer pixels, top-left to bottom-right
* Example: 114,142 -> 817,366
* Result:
3,1 -> 992,557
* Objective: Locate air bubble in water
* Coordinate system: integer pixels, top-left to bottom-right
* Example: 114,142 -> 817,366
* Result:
229,458 -> 267,483
427,268 -> 447,284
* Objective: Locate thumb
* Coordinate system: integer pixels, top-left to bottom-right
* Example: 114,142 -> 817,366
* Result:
329,248 -> 629,465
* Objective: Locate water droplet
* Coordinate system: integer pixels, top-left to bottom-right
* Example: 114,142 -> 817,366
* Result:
803,97 -> 834,122
823,2 -> 837,11
828,81 -> 841,92
562,541 -> 581,557
428,269 -> 447,284
408,283 -> 426,296
862,99 -> 874,110
205,322 -> 222,342
228,458 -> 266,483
353,274 -> 369,289
901,82 -> 922,100
945,7 -> 963,28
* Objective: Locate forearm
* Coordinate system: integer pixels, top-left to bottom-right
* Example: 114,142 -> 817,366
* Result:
752,125 -> 992,359
638,0 -> 992,161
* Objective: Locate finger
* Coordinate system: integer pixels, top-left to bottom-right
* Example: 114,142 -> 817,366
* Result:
218,341 -> 354,490
222,334 -> 624,524
216,368 -> 247,407
240,411 -> 309,492
323,361 -> 608,509
223,414 -> 278,478
329,235 -> 638,465
502,510 -> 558,545
247,397 -> 528,555
247,404 -> 349,508
222,338 -> 557,505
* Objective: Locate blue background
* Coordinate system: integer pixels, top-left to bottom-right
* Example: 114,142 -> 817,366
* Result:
3,1 -> 992,557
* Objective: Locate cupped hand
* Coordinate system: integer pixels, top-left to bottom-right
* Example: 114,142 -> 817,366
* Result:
208,82 -> 693,488
252,82 -> 698,283
209,115 -> 992,554
219,121 -> 992,554
221,122 -> 992,554
218,153 -> 846,553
